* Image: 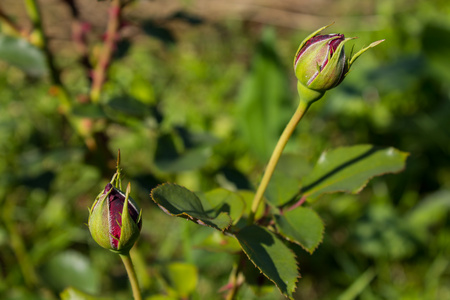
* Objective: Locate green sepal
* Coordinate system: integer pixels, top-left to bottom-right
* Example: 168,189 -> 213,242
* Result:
115,183 -> 141,255
307,37 -> 354,90
88,188 -> 113,250
348,39 -> 385,68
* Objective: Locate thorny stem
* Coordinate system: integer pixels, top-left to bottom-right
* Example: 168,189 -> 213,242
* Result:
90,0 -> 122,103
247,98 -> 311,225
120,253 -> 142,300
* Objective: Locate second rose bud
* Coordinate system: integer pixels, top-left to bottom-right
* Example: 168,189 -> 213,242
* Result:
294,24 -> 384,94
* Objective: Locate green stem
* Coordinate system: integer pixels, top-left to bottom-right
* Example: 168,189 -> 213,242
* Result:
120,253 -> 142,300
247,99 -> 311,224
247,82 -> 324,225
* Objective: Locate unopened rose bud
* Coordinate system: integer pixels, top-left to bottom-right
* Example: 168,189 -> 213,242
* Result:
88,182 -> 142,254
293,24 -> 384,100
294,33 -> 348,91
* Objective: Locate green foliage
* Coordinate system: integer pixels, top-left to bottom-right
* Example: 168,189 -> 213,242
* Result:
301,145 -> 409,200
275,208 -> 324,253
151,183 -> 232,231
1,0 -> 449,299
235,225 -> 299,299
0,34 -> 47,76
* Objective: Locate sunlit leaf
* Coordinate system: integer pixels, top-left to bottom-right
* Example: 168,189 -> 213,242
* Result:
301,145 -> 408,200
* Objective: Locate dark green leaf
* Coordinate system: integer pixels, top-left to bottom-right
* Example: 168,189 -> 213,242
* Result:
275,207 -> 324,253
151,183 -> 232,231
235,225 -> 299,299
301,145 -> 408,200
242,259 -> 275,296
0,35 -> 47,76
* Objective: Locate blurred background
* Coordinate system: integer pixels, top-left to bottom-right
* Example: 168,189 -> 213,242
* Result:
0,0 -> 449,299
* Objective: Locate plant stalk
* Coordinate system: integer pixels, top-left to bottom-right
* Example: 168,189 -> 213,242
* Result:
90,0 -> 121,103
120,253 -> 142,300
247,98 -> 311,224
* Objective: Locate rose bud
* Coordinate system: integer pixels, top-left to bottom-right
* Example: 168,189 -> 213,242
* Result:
294,24 -> 384,99
88,182 -> 142,254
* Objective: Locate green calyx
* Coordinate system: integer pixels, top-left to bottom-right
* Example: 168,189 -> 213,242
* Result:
88,152 -> 142,255
88,188 -> 113,251
112,182 -> 142,255
307,37 -> 354,91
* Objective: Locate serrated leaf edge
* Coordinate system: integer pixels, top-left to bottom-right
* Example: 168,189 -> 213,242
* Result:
274,208 -> 325,254
235,226 -> 300,299
150,183 -> 233,231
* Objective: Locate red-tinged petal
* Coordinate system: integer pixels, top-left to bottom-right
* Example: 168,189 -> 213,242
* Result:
108,187 -> 125,249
